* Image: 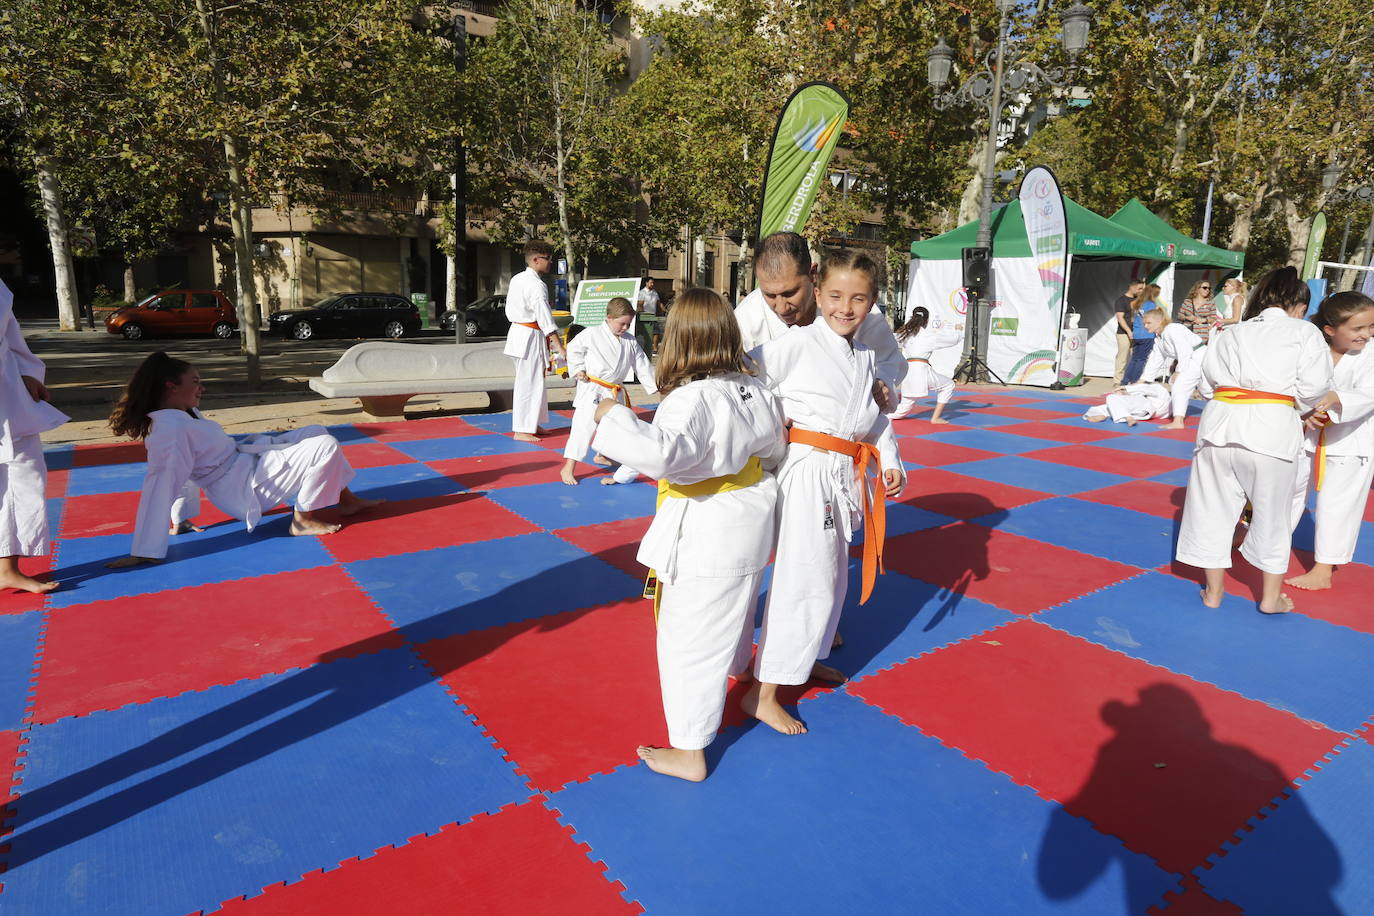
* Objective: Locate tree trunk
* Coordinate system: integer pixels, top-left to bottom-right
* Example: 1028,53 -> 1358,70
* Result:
34,155 -> 81,330
957,140 -> 987,226
1225,180 -> 1268,253
1278,196 -> 1309,269
122,260 -> 137,302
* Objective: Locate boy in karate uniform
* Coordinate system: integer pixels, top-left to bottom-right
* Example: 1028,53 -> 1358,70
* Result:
0,279 -> 67,594
561,297 -> 656,485
504,240 -> 567,441
1083,382 -> 1172,425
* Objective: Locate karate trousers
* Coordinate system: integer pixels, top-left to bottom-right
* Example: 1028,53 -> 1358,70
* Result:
564,400 -> 639,483
0,435 -> 48,557
510,353 -> 549,435
1170,357 -> 1204,421
1290,451 -> 1374,566
180,426 -> 356,523
1176,443 -> 1298,575
656,569 -> 762,749
888,367 -> 955,419
754,461 -> 849,685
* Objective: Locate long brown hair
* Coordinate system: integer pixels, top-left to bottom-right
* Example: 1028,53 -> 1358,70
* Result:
654,288 -> 752,396
109,351 -> 193,440
896,306 -> 930,342
1243,266 -> 1309,320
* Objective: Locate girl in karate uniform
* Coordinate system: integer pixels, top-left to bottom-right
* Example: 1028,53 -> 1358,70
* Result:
560,297 -> 656,486
1286,291 -> 1374,591
1175,267 -> 1332,614
106,352 -> 380,567
887,306 -> 962,424
744,249 -> 905,735
1139,308 -> 1206,428
0,279 -> 67,594
1083,382 -> 1171,425
590,288 -> 787,782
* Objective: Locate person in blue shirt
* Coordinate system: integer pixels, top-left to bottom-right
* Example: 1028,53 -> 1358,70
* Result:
1121,283 -> 1161,384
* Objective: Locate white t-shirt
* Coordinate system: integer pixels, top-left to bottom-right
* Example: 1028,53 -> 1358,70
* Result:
636,287 -> 660,315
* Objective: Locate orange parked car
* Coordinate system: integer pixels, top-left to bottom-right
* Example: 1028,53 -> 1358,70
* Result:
105,290 -> 239,340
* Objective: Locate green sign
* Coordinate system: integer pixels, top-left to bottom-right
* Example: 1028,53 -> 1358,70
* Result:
571,277 -> 641,329
411,292 -> 431,328
991,317 -> 1020,336
757,82 -> 850,238
1302,212 -> 1327,280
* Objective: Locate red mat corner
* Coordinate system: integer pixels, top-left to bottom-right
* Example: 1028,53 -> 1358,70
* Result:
321,492 -> 539,564
1075,480 -> 1187,521
1021,444 -> 1190,479
0,555 -> 54,616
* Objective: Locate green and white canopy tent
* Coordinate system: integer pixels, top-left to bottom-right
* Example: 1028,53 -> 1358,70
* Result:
1109,198 -> 1245,317
908,197 -> 1175,383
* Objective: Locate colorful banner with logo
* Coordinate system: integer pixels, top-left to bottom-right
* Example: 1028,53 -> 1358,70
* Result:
1302,212 -> 1327,280
756,82 -> 850,238
570,277 -> 641,328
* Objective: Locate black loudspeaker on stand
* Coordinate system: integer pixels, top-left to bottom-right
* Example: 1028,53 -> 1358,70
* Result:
952,247 -> 1005,385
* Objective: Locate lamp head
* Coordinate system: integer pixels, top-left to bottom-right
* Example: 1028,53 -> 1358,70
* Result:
1322,161 -> 1343,192
927,37 -> 955,90
1060,0 -> 1092,60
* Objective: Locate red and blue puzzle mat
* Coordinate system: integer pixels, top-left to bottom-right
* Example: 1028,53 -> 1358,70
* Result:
3,389 -> 1372,914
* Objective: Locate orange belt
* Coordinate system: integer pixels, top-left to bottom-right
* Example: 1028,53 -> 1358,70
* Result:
1213,386 -> 1297,407
788,427 -> 887,605
586,374 -> 626,403
515,320 -> 541,330
906,357 -> 929,364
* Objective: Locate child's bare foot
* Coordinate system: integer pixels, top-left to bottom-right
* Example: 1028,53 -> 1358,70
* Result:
741,683 -> 807,735
338,492 -> 383,516
1126,417 -> 1138,427
599,476 -> 620,486
513,432 -> 539,442
929,417 -> 950,425
810,661 -> 847,684
1199,587 -> 1224,609
0,569 -> 58,594
1085,414 -> 1106,423
1166,420 -> 1187,430
636,745 -> 706,782
1258,593 -> 1294,615
559,465 -> 578,486
169,520 -> 203,535
593,453 -> 613,466
1285,565 -> 1333,591
290,515 -> 342,536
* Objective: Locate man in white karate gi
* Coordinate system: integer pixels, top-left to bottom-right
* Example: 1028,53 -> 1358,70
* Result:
503,240 -> 566,441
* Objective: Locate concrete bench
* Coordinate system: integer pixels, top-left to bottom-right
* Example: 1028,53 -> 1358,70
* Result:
308,340 -> 576,417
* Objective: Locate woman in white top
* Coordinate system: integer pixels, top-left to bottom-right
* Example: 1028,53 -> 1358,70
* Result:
887,306 -> 962,424
1286,291 -> 1374,591
1139,309 -> 1206,428
1175,267 -> 1333,615
105,352 -> 380,567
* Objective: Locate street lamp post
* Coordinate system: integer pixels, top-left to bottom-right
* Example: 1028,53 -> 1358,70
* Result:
1321,161 -> 1374,291
927,0 -> 1091,383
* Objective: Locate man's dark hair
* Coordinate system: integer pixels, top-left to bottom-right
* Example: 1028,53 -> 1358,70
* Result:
755,232 -> 812,278
523,239 -> 554,258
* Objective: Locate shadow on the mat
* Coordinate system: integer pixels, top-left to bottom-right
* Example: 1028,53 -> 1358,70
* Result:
1036,684 -> 1341,913
442,458 -> 561,490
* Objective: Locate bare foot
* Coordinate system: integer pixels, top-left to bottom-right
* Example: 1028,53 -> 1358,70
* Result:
741,683 -> 807,735
290,516 -> 342,536
1126,417 -> 1138,427
831,630 -> 844,650
810,662 -> 847,684
169,520 -> 203,535
593,453 -> 613,466
513,432 -> 540,442
1085,414 -> 1106,423
338,494 -> 383,517
1199,587 -> 1224,609
636,745 -> 706,782
1166,421 -> 1187,430
929,418 -> 950,425
599,476 -> 620,486
0,570 -> 58,594
1258,593 -> 1294,615
559,467 -> 578,486
1285,567 -> 1333,591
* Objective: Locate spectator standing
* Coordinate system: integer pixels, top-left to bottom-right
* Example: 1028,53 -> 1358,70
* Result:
1122,284 -> 1160,384
1175,280 -> 1220,343
636,277 -> 661,315
1113,279 -> 1146,383
1216,277 -> 1247,327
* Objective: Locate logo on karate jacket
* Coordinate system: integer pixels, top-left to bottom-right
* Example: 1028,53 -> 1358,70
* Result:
822,501 -> 835,530
738,384 -> 753,402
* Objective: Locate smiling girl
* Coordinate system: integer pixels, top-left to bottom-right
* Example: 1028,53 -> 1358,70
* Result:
1285,291 -> 1374,591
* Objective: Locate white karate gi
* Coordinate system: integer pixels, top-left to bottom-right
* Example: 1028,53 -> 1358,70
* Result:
888,325 -> 962,418
131,410 -> 355,559
1290,345 -> 1374,565
564,322 -> 657,483
1141,322 -> 1206,420
0,280 -> 68,557
1176,308 -> 1332,574
593,374 -> 787,750
734,289 -> 908,397
503,267 -> 558,434
748,321 -> 902,685
1082,383 -> 1172,423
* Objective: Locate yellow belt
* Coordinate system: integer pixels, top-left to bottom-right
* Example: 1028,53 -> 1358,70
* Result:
644,457 -> 765,622
1315,416 -> 1333,491
1213,386 -> 1296,408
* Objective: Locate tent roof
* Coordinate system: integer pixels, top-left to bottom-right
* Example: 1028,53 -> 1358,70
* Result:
1109,198 -> 1245,270
910,198 -> 1174,262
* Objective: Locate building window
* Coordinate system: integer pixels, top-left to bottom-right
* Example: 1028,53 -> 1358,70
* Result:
649,248 -> 669,270
702,251 -> 716,285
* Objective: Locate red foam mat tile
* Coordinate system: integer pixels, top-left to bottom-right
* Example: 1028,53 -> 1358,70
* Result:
350,416 -> 484,443
888,417 -> 971,435
881,522 -> 1138,614
951,389 -> 1047,406
428,449 -> 580,491
44,469 -> 67,499
995,420 -> 1130,444
1076,480 -> 1187,521
982,406 -> 1085,421
321,492 -> 539,564
30,566 -> 402,723
850,619 -> 1344,873
1365,495 -> 1374,525
0,555 -> 53,616
60,490 -> 240,539
218,798 -> 640,915
71,441 -> 147,467
1162,551 -> 1374,636
896,438 -> 998,467
1021,444 -> 1190,479
554,517 -> 652,579
339,441 -> 417,470
2,726 -> 20,805
895,468 -> 1050,519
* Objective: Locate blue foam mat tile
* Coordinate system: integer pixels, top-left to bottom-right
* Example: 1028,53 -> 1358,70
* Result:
322,423 -> 380,444
1150,467 -> 1193,487
460,411 -> 574,432
929,409 -> 1025,428
0,610 -> 44,730
345,532 -> 644,643
42,445 -> 74,472
1048,415 -> 1160,434
346,462 -> 466,501
62,462 -> 148,497
0,648 -> 532,916
45,519 -> 336,609
979,497 -> 1176,570
386,432 -> 543,462
1087,436 -> 1199,460
485,479 -> 658,530
920,428 -> 1069,455
1198,738 -> 1374,915
954,455 -> 1134,496
548,691 -> 1180,915
1038,572 -> 1374,733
